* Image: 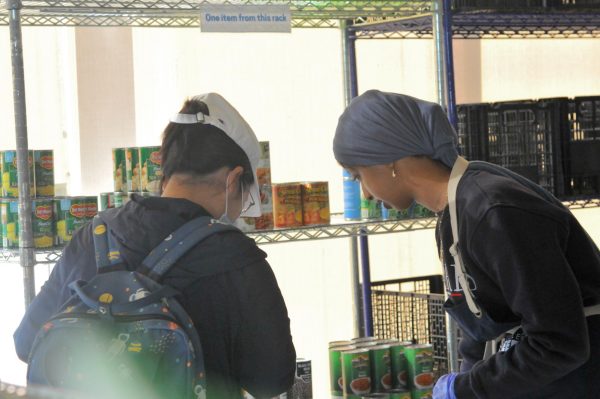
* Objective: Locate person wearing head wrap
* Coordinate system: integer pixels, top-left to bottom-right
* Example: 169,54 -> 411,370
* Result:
333,90 -> 600,399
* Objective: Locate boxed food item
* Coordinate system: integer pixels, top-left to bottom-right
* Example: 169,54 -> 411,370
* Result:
301,182 -> 330,226
140,146 -> 162,195
34,150 -> 55,197
1,150 -> 35,198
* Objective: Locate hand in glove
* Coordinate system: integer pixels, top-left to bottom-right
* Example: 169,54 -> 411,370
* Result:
433,373 -> 458,399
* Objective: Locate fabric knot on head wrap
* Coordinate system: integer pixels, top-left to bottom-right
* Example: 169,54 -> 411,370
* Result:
333,90 -> 459,169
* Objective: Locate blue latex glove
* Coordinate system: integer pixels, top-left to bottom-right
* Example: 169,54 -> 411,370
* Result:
433,373 -> 458,399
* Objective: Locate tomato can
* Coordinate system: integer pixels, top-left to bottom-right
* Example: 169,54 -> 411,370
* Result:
301,181 -> 330,226
369,345 -> 392,393
112,148 -> 126,193
342,349 -> 372,398
272,183 -> 303,228
1,150 -> 35,198
404,344 -> 434,391
389,341 -> 413,390
34,150 -> 55,197
329,344 -> 354,398
126,147 -> 141,193
140,146 -> 162,195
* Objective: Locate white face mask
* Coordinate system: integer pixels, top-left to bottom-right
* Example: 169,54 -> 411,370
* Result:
218,172 -> 254,225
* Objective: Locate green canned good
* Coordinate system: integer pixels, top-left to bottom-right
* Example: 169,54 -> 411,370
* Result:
390,341 -> 413,390
83,196 -> 98,220
33,198 -> 54,248
413,204 -> 434,219
99,192 -> 115,211
369,345 -> 392,393
34,150 -> 54,197
361,394 -> 389,398
126,147 -> 141,193
360,197 -> 381,220
388,389 -> 411,399
405,344 -> 434,391
54,197 -> 89,245
410,388 -> 432,399
112,148 -> 126,193
341,349 -> 371,399
1,150 -> 35,198
113,192 -> 124,208
329,345 -> 354,398
1,199 -> 18,248
140,146 -> 162,194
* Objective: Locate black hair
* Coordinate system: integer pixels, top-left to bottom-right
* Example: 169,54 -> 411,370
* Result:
161,99 -> 254,189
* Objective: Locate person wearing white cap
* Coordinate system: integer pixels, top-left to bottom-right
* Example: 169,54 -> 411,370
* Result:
14,93 -> 297,398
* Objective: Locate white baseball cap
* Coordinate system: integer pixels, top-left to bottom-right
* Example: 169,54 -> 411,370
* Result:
169,93 -> 261,217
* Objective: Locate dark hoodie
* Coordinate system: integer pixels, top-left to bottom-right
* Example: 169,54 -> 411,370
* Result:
14,195 -> 296,399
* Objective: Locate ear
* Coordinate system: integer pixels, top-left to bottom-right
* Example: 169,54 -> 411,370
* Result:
226,166 -> 244,194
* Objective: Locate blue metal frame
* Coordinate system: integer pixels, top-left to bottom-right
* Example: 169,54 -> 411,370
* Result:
443,0 -> 458,129
359,229 -> 373,337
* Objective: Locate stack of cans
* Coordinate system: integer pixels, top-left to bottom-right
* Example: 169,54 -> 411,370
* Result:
329,337 -> 435,399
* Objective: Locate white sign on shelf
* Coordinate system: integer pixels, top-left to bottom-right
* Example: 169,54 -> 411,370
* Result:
200,4 -> 291,33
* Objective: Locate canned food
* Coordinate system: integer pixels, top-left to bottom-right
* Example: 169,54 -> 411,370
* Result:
0,198 -> 54,248
329,341 -> 353,348
412,204 -> 434,219
112,148 -> 126,192
140,146 -> 162,194
287,358 -> 312,399
1,199 -> 19,248
388,389 -> 411,399
369,345 -> 392,393
255,142 -> 273,230
361,196 -> 381,220
99,192 -> 115,211
404,344 -> 434,391
389,341 -> 413,390
34,150 -> 54,197
54,197 -> 89,245
126,147 -> 141,193
272,183 -> 303,228
341,349 -> 371,399
381,204 -> 399,220
83,196 -> 98,220
361,394 -> 389,398
301,182 -> 330,226
329,345 -> 354,398
343,169 -> 361,221
1,150 -> 35,198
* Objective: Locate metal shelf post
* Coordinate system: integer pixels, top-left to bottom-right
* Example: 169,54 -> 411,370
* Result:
7,0 -> 36,308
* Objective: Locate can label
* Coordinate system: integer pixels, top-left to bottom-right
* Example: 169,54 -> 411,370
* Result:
99,192 -> 115,211
113,148 -> 126,192
287,359 -> 312,399
34,150 -> 55,197
343,170 -> 361,221
301,182 -> 330,226
113,192 -> 124,208
140,146 -> 162,194
410,388 -> 432,399
329,345 -> 353,398
55,197 -> 89,245
390,342 -> 412,389
33,199 -> 54,248
272,183 -> 303,228
84,196 -> 98,220
126,147 -> 141,193
342,350 -> 371,399
405,345 -> 434,391
361,197 -> 381,220
1,199 -> 19,248
1,150 -> 35,198
369,346 -> 392,393
253,141 -> 274,230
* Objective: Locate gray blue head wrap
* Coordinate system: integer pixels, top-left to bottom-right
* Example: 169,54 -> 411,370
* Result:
333,90 -> 459,169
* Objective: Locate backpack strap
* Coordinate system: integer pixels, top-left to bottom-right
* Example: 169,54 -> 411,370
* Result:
448,156 -> 483,318
92,215 -> 125,272
141,216 -> 239,281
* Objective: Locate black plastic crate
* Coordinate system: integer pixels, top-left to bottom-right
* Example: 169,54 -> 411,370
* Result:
484,99 -> 567,197
371,275 -> 452,377
564,96 -> 600,196
457,104 -> 488,161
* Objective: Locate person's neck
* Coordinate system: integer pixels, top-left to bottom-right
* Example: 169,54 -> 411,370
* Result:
400,157 -> 450,213
161,181 -> 223,218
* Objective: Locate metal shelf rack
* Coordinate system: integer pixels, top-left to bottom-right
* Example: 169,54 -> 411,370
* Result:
0,0 -> 433,28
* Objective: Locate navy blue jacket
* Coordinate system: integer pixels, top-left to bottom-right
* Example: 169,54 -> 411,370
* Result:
14,195 -> 296,398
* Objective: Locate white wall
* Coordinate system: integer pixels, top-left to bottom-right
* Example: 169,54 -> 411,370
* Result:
2,27 -> 600,397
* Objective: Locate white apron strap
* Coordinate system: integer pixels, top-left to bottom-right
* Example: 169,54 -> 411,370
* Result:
448,156 -> 483,318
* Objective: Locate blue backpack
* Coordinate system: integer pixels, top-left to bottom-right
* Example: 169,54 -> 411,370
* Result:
27,215 -> 236,399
